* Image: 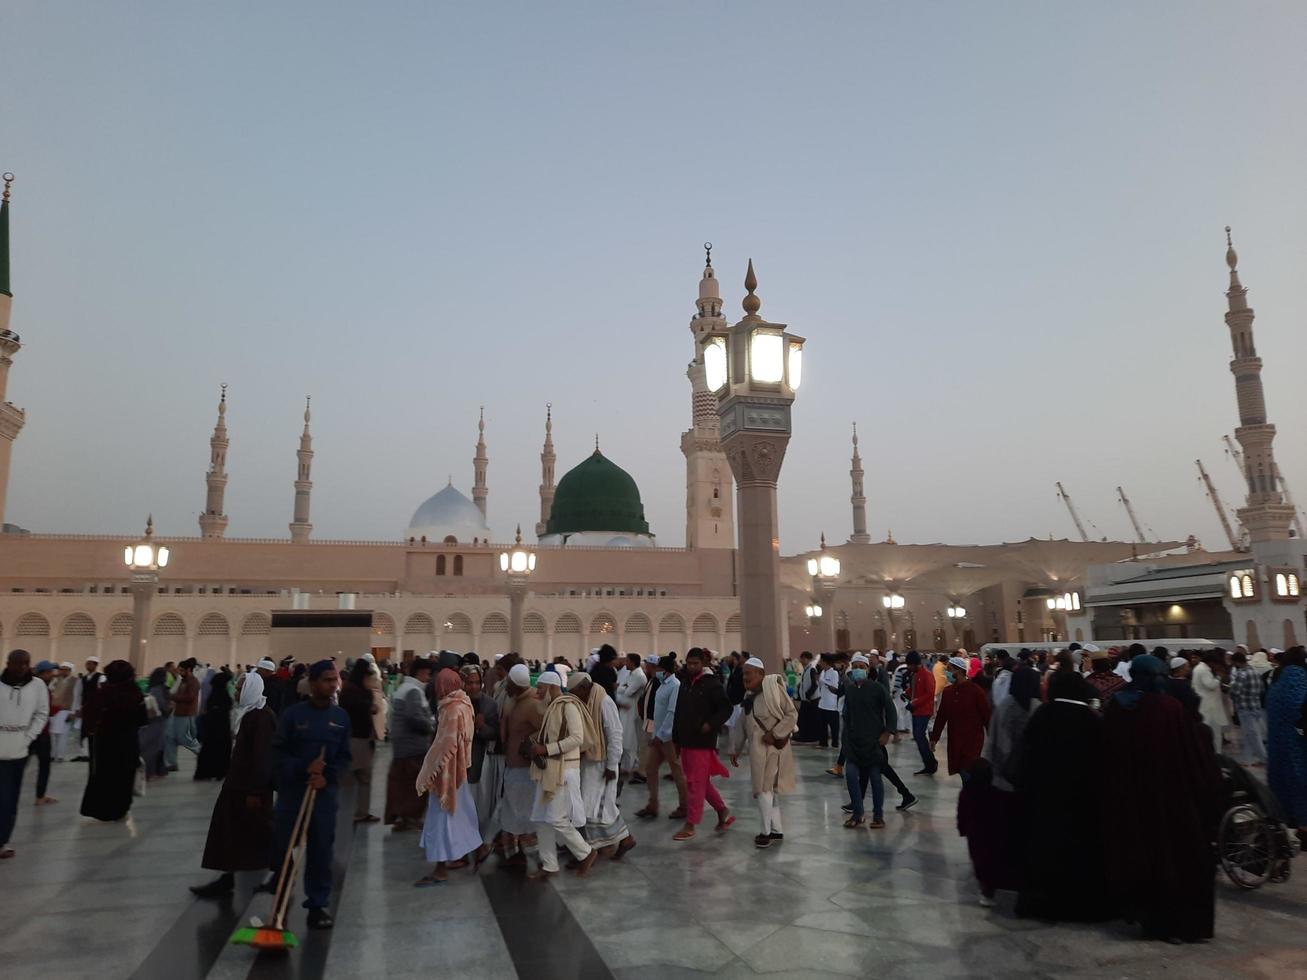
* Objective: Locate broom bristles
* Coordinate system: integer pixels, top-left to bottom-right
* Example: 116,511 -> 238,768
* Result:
229,926 -> 299,949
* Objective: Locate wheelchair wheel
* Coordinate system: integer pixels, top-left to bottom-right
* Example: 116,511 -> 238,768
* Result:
1219,803 -> 1274,890
1269,825 -> 1294,884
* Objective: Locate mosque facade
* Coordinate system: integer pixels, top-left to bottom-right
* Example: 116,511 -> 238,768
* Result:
0,181 -> 1180,669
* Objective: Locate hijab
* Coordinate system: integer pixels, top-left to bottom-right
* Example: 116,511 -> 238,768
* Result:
83,659 -> 142,734
1009,665 -> 1041,711
417,668 -> 474,811
230,670 -> 267,736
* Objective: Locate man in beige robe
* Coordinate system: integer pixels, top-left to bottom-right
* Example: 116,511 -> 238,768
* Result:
728,657 -> 798,849
527,671 -> 601,879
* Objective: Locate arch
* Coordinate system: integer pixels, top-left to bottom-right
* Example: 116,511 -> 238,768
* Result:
692,613 -> 718,633
197,613 -> 230,636
725,613 -> 742,633
590,613 -> 617,636
60,612 -> 97,637
446,612 -> 473,634
453,555 -> 464,576
405,612 -> 435,635
109,613 -> 134,636
241,613 -> 272,636
624,613 -> 652,634
555,613 -> 582,634
371,612 -> 395,636
152,613 -> 187,637
658,613 -> 685,634
16,612 -> 50,637
481,613 -> 509,634
523,612 -> 547,634
436,555 -> 447,576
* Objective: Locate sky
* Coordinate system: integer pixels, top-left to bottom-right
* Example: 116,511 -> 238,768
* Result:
4,2 -> 1307,553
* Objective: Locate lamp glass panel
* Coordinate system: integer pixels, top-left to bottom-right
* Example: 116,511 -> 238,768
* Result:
806,558 -> 818,576
882,596 -> 891,608
499,553 -> 509,571
750,330 -> 784,383
1229,575 -> 1241,598
1277,573 -> 1288,596
788,342 -> 803,390
124,546 -> 134,567
1291,575 -> 1300,597
1046,598 -> 1056,609
134,544 -> 153,566
1242,574 -> 1254,597
157,546 -> 169,568
511,550 -> 528,573
704,338 -> 727,392
818,555 -> 839,577
528,553 -> 537,571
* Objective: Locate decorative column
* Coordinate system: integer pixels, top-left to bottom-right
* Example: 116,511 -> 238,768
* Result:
499,525 -> 536,655
123,517 -> 170,674
0,173 -> 27,528
709,260 -> 804,671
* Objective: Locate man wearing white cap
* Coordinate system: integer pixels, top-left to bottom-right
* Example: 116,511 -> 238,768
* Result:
568,671 -> 635,860
49,662 -> 77,762
69,656 -> 103,762
527,671 -> 599,878
497,663 -> 543,865
728,657 -> 797,848
614,653 -> 648,785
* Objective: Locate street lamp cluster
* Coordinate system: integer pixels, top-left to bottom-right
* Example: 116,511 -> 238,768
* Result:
882,593 -> 905,609
498,525 -> 536,656
1046,592 -> 1082,611
123,516 -> 170,673
946,604 -> 966,619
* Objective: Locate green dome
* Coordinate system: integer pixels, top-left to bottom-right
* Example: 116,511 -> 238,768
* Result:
546,449 -> 651,536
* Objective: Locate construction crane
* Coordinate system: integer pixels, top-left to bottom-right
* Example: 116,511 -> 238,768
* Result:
1116,486 -> 1148,544
1056,482 -> 1090,543
1196,459 -> 1242,551
1223,434 -> 1245,483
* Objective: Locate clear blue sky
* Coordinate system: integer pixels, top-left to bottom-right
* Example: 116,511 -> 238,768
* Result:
4,2 -> 1307,552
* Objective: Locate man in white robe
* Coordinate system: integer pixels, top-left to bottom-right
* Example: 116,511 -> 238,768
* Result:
569,672 -> 635,859
613,653 -> 647,782
527,671 -> 598,879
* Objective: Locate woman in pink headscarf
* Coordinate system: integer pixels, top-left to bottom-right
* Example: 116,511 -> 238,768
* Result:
966,651 -> 982,680
413,668 -> 481,885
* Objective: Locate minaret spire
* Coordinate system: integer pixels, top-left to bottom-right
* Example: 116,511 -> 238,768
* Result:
849,422 -> 870,543
0,171 -> 27,528
1222,227 -> 1294,543
682,243 -> 735,549
289,395 -> 314,543
536,403 -> 556,538
198,385 -> 230,538
472,406 -> 488,520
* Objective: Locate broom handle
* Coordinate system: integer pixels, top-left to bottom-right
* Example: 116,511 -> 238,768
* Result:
271,747 -> 325,931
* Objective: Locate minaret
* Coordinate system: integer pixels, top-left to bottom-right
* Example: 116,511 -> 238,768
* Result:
680,243 -> 735,549
1223,228 -> 1295,543
536,403 -> 556,537
849,422 -> 870,543
289,396 -> 314,543
0,172 -> 27,529
198,385 -> 230,538
472,406 -> 488,521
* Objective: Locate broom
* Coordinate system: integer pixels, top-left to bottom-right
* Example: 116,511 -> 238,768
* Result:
230,748 -> 323,950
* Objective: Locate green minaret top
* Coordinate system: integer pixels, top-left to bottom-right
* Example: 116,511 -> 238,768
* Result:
0,172 -> 12,298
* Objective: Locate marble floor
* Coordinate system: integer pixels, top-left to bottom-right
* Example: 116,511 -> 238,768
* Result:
3,739 -> 1305,980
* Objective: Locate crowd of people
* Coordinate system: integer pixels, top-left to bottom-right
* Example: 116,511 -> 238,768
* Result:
0,637 -> 1303,944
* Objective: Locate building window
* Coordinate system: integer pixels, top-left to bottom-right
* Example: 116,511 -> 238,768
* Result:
1271,568 -> 1300,602
453,555 -> 464,576
436,555 -> 446,576
1230,570 -> 1258,602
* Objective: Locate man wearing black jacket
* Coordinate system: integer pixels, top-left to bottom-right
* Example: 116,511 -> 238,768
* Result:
671,649 -> 734,842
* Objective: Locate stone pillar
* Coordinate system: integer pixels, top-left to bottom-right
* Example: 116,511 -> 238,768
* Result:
726,446 -> 788,671
128,575 -> 156,674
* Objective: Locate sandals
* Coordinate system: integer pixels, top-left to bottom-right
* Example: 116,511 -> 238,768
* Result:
843,816 -> 866,828
413,874 -> 446,887
715,813 -> 736,832
634,807 -> 658,819
754,833 -> 772,849
672,828 -> 696,842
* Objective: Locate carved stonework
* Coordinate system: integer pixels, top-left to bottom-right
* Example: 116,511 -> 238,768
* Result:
723,433 -> 789,487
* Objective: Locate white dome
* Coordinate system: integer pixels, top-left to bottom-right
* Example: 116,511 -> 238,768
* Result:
406,483 -> 492,544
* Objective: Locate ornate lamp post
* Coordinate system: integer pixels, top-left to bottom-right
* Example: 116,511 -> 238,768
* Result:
945,601 -> 967,644
123,516 -> 170,674
498,524 -> 536,656
702,260 -> 804,671
882,591 -> 905,648
805,532 -> 840,652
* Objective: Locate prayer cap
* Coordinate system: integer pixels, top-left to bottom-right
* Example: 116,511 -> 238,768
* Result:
87,655 -> 100,664
256,658 -> 276,670
743,656 -> 765,670
60,661 -> 74,670
850,653 -> 869,665
508,664 -> 531,687
566,672 -> 591,691
537,670 -> 562,687
1169,657 -> 1189,671
644,654 -> 659,665
948,656 -> 969,671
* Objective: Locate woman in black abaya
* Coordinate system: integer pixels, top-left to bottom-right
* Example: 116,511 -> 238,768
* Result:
80,660 -> 148,822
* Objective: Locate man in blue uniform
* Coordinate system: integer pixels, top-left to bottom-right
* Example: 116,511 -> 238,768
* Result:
271,659 -> 351,930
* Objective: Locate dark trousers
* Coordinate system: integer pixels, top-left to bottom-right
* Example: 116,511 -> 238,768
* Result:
272,785 -> 338,910
28,732 -> 51,798
818,709 -> 840,748
844,758 -> 883,820
882,761 -> 910,799
911,715 -> 937,772
0,756 -> 30,848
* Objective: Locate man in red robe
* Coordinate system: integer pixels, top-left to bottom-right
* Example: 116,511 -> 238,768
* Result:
929,656 -> 990,783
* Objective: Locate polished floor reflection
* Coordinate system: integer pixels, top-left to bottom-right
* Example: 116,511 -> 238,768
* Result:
5,740 -> 1305,980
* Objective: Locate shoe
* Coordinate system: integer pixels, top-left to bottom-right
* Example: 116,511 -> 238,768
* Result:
978,895 -> 996,908
896,795 -> 918,812
629,774 -> 647,785
71,755 -> 89,762
306,908 -> 334,930
913,768 -> 937,776
167,765 -> 179,772
754,834 -> 772,849
353,814 -> 380,824
841,803 -> 854,812
769,832 -> 784,841
825,766 -> 844,777
868,818 -> 886,829
0,848 -> 14,859
634,807 -> 658,819
189,874 -> 234,898
666,808 -> 686,820
254,874 -> 277,894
